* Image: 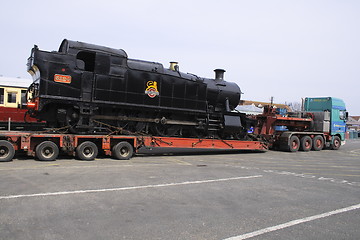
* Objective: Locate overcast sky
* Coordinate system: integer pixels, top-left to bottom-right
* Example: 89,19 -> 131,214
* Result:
1,0 -> 359,114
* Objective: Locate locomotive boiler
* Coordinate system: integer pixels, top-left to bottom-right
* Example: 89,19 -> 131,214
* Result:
27,39 -> 247,139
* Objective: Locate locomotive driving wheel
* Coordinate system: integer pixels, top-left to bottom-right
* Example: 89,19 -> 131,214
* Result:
66,108 -> 79,128
115,111 -> 135,134
152,115 -> 183,137
65,108 -> 92,134
154,123 -> 182,137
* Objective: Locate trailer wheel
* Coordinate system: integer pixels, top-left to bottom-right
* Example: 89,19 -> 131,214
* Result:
76,141 -> 98,161
312,135 -> 324,151
0,140 -> 15,162
288,135 -> 300,152
331,136 -> 341,150
112,142 -> 133,160
300,136 -> 312,152
36,141 -> 59,161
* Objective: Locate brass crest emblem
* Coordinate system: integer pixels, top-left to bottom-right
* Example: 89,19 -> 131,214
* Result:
145,81 -> 159,98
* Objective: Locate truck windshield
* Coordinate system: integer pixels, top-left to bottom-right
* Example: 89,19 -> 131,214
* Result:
339,110 -> 347,120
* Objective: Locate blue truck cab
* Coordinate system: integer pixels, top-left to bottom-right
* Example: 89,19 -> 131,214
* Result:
304,97 -> 347,145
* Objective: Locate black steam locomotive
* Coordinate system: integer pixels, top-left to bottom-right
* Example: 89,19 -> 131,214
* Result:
27,39 -> 247,139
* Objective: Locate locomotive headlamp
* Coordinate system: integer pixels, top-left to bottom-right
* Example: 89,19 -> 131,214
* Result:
27,102 -> 37,109
26,98 -> 39,111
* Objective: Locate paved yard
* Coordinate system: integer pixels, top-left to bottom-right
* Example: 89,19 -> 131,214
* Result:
0,139 -> 359,239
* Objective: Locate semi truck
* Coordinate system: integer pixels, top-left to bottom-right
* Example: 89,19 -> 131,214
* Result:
253,97 -> 347,152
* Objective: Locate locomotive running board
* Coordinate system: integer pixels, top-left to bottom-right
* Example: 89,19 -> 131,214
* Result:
91,115 -> 197,126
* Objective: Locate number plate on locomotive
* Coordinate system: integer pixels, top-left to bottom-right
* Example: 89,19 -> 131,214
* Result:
54,74 -> 72,84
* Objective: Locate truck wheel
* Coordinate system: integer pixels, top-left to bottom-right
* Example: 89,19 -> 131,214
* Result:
331,136 -> 341,150
36,141 -> 59,161
0,140 -> 15,162
300,136 -> 312,152
76,141 -> 98,161
288,135 -> 300,152
312,135 -> 324,151
112,142 -> 133,160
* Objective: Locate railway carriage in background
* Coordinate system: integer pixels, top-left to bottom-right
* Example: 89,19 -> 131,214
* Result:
0,77 -> 42,130
0,77 -> 29,109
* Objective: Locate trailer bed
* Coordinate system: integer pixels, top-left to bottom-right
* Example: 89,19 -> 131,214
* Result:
0,131 -> 267,162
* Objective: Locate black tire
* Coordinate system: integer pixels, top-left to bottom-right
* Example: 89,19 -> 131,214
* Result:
112,142 -> 134,160
36,141 -> 59,161
0,140 -> 15,162
312,135 -> 324,151
300,136 -> 312,152
331,136 -> 341,150
288,135 -> 300,152
76,141 -> 98,161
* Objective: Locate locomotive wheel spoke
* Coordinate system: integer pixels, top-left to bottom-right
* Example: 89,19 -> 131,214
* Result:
64,108 -> 92,134
66,109 -> 79,127
65,108 -> 81,133
154,123 -> 182,137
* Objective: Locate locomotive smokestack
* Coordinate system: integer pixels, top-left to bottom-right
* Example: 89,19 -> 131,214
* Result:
214,69 -> 225,80
169,62 -> 179,71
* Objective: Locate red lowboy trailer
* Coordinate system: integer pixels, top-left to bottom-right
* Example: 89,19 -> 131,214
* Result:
0,131 -> 267,162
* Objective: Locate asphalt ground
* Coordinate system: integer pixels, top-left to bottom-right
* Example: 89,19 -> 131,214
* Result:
0,139 -> 359,240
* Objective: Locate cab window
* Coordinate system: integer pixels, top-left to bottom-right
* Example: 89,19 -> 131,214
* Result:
0,88 -> 4,104
76,51 -> 96,71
